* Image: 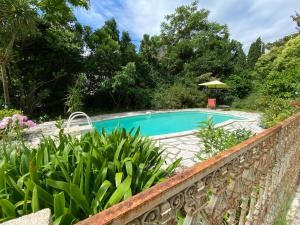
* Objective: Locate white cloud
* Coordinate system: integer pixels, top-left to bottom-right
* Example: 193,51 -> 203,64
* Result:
73,3 -> 105,29
74,0 -> 300,51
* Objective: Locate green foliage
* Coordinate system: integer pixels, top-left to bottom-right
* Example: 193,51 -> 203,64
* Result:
9,20 -> 85,115
111,62 -> 137,92
238,35 -> 300,127
196,118 -> 253,160
160,1 -> 241,80
0,0 -> 37,106
100,62 -> 138,108
247,37 -> 264,69
66,74 -> 86,113
291,11 -> 300,32
152,83 -> 207,109
0,109 -> 22,120
120,31 -> 136,65
261,67 -> 300,98
255,35 -> 300,78
226,72 -> 252,99
261,98 -> 298,128
35,0 -> 89,25
0,127 -> 180,224
231,92 -> 265,111
2,0 -> 255,117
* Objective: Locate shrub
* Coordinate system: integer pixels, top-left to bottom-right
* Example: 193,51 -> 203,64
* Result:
226,72 -> 253,99
196,118 -> 253,160
261,67 -> 300,99
152,83 -> 207,109
0,109 -> 22,120
261,98 -> 298,128
0,126 -> 180,224
65,74 -> 86,113
231,92 -> 266,111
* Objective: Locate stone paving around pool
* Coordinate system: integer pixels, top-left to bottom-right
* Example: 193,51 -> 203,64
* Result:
25,109 -> 263,169
156,111 -> 263,170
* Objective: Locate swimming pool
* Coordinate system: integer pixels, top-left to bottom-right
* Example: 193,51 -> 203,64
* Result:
92,111 -> 245,137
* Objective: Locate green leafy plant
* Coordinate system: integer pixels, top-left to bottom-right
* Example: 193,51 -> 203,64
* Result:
152,83 -> 207,109
196,118 -> 253,160
65,74 -> 86,113
261,98 -> 298,128
0,109 -> 22,120
0,126 -> 180,224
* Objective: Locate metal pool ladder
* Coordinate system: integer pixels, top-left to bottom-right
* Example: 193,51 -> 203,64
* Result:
146,111 -> 152,118
66,112 -> 92,132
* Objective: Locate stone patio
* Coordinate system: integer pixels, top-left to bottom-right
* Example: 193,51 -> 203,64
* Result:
155,110 -> 263,169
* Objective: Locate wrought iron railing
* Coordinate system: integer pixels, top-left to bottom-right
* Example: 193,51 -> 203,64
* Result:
77,112 -> 300,225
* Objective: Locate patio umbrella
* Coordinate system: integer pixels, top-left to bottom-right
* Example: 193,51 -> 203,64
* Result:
198,80 -> 229,109
198,80 -> 229,89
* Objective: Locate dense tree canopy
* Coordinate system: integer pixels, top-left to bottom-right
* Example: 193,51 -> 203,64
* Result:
159,2 -> 241,80
1,0 -> 298,118
0,0 -> 88,115
252,35 -> 300,99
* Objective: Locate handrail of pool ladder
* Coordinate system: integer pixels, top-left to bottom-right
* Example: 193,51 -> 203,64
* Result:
146,111 -> 152,118
66,112 -> 92,132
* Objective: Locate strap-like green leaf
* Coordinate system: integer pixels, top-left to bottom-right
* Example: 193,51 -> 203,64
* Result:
0,199 -> 16,218
54,192 -> 65,219
46,179 -> 90,215
32,185 -> 39,212
105,176 -> 131,209
115,172 -> 123,187
91,180 -> 112,213
53,213 -> 78,225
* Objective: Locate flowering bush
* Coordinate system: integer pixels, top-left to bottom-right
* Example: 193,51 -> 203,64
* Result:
0,114 -> 36,138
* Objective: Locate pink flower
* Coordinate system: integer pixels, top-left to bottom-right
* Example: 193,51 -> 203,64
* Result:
2,117 -> 12,123
26,120 -> 36,128
0,121 -> 8,130
12,114 -> 27,122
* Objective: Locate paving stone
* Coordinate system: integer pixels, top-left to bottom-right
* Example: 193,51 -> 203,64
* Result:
162,141 -> 183,146
180,159 -> 196,168
2,209 -> 51,225
177,151 -> 196,160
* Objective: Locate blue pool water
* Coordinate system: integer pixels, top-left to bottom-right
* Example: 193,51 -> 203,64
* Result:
92,111 -> 244,136
93,111 -> 244,136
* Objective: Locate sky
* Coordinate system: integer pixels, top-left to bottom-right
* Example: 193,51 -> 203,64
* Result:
73,0 -> 300,52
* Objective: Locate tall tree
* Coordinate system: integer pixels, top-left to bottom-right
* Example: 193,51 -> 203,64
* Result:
103,19 -> 120,42
120,31 -> 136,65
9,21 -> 85,114
140,34 -> 160,65
231,41 -> 248,72
0,0 -> 89,108
291,12 -> 300,32
85,20 -> 122,97
0,0 -> 36,107
159,1 -> 237,79
247,37 -> 264,69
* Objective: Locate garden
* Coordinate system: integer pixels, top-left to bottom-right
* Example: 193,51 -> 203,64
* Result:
1,0 -> 300,224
